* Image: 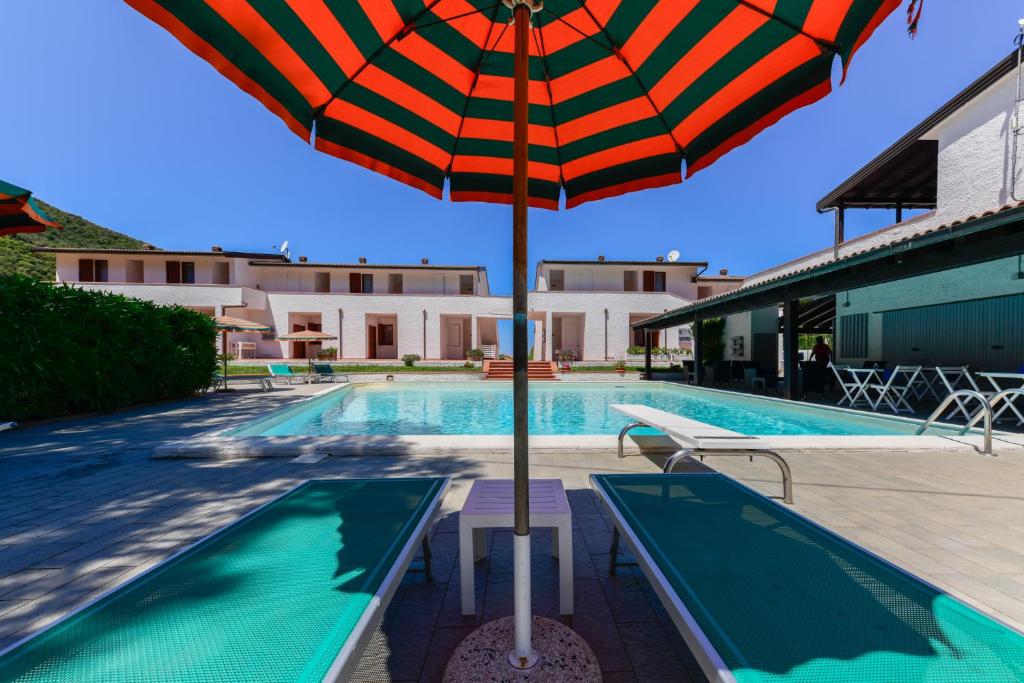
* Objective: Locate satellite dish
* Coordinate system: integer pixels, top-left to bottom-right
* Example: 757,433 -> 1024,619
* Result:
279,240 -> 291,260
666,249 -> 680,263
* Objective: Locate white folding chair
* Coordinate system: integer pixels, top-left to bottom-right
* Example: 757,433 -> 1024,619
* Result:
935,367 -> 992,422
830,363 -> 858,407
866,365 -> 922,414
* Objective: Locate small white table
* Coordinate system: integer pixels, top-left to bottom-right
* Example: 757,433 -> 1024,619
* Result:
459,479 -> 573,616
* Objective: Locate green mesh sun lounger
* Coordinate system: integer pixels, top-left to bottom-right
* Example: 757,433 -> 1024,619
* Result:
591,473 -> 1024,683
0,477 -> 449,682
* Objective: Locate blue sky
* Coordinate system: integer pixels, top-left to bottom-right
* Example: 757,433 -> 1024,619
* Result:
3,2 -> 1022,349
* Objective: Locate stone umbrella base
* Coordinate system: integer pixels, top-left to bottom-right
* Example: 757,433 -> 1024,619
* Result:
443,616 -> 601,682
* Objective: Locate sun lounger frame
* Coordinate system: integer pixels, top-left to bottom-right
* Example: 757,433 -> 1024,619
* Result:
0,477 -> 450,683
591,471 -> 1024,683
613,404 -> 792,504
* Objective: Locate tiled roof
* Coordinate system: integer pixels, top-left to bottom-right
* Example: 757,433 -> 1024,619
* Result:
538,259 -> 707,267
33,247 -> 287,260
695,275 -> 745,282
248,260 -> 484,271
640,200 -> 1024,324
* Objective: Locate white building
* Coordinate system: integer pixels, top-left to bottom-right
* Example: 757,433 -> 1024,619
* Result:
530,258 -> 742,361
41,246 -> 741,363
42,246 -> 505,361
636,49 -> 1024,383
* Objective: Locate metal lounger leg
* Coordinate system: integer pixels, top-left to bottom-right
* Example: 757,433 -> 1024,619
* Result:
617,421 -> 646,459
422,535 -> 433,582
666,448 -> 794,504
609,527 -> 620,576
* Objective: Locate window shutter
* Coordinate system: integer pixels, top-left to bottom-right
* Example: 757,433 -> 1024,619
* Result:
642,271 -> 655,292
166,261 -> 181,284
349,272 -> 361,293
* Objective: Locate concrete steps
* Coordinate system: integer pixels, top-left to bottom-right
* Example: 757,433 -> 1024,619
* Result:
484,360 -> 557,380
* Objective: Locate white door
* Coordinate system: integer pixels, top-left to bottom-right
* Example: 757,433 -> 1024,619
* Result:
562,317 -> 582,358
446,321 -> 463,359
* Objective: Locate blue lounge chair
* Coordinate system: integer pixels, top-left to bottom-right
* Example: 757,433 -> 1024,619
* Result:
267,363 -> 308,385
592,472 -> 1024,682
313,363 -> 348,384
0,477 -> 450,682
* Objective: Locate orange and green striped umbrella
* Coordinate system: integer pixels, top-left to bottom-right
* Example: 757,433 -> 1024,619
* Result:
0,180 -> 61,237
125,0 -> 901,209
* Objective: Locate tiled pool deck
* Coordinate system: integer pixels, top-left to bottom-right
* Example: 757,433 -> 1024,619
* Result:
2,384 -> 1023,681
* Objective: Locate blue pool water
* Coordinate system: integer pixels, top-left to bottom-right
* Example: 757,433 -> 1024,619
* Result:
229,382 -> 949,437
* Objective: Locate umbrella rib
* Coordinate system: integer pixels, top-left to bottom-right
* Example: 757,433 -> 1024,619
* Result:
532,16 -> 566,188
725,0 -> 841,54
563,2 -> 685,155
445,3 -> 506,177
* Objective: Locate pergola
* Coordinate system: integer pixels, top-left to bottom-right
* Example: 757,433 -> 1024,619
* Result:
634,204 -> 1024,399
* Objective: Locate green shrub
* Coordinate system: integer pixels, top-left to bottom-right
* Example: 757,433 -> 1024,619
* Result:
0,275 -> 217,422
466,348 -> 484,361
402,354 -> 421,367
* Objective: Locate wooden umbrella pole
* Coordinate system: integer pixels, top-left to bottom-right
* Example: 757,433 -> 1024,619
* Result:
510,0 -> 536,670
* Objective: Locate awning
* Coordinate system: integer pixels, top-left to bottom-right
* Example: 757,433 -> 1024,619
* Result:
636,202 -> 1024,330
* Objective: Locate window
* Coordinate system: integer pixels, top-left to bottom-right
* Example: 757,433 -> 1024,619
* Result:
378,324 -> 394,346
314,271 -> 330,293
349,272 -> 373,293
389,273 -> 403,294
459,274 -> 474,295
623,271 -> 638,292
642,270 -> 666,292
165,260 -> 195,284
549,269 -> 564,291
213,262 -> 229,285
632,329 -> 660,347
126,260 -> 144,283
78,259 -> 108,282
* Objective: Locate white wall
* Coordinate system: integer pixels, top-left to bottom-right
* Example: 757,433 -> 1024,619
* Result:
528,291 -> 691,360
535,263 -> 702,298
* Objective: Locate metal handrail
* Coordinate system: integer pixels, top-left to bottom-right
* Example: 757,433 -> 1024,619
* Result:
663,448 -> 794,504
916,389 -> 993,455
964,388 -> 1024,431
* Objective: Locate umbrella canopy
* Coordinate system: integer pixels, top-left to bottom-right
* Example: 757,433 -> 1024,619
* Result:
0,180 -> 61,236
125,0 -> 900,209
276,329 -> 337,341
126,0 -> 902,668
213,315 -> 271,333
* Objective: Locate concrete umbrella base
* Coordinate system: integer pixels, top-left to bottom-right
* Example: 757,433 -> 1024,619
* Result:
443,616 -> 601,682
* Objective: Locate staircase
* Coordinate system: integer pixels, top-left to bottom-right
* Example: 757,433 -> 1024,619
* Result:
484,360 -> 558,380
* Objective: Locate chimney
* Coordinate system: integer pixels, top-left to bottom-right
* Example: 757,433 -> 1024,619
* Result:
421,257 -> 429,264
211,245 -> 223,253
655,255 -> 664,262
597,255 -> 605,262
298,256 -> 308,263
358,256 -> 367,264
719,268 -> 728,276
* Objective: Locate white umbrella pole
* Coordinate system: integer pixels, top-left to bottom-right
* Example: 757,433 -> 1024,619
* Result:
509,0 -> 536,670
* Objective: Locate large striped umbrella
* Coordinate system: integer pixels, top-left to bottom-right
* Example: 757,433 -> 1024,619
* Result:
0,180 -> 61,237
214,315 -> 271,381
126,0 -> 903,668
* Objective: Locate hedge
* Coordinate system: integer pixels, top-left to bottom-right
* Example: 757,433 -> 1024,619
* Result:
0,275 -> 217,422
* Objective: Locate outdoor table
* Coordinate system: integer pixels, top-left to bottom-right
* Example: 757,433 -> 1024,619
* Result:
459,479 -> 573,616
976,372 -> 1024,425
843,368 -> 881,408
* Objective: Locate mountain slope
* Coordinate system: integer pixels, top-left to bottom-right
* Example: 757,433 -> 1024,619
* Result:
0,201 -> 149,280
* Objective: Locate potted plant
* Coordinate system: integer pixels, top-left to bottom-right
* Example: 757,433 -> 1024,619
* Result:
613,359 -> 626,376
316,346 -> 338,361
466,348 -> 484,366
402,354 -> 420,368
555,349 -> 577,373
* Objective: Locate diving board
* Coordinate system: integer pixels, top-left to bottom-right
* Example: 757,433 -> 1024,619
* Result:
592,473 -> 1024,683
0,477 -> 449,682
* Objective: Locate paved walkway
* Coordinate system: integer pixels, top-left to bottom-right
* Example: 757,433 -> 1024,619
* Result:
1,386 -> 1023,681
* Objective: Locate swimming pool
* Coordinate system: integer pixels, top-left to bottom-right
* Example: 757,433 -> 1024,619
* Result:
228,382 -> 956,437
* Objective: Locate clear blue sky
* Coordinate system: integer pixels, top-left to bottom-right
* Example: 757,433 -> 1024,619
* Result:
3,2 -> 1022,350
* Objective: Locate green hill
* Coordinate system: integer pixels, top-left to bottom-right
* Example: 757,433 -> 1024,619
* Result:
0,201 -> 150,280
